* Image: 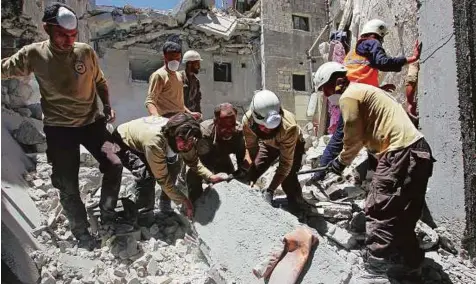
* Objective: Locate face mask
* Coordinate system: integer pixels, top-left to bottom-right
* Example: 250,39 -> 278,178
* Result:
167,60 -> 180,72
327,94 -> 341,106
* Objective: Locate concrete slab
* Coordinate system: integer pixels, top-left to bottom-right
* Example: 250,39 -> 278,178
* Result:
188,12 -> 238,40
193,180 -> 352,283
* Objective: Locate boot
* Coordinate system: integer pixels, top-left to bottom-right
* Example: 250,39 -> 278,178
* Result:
76,231 -> 97,251
137,210 -> 155,227
158,199 -> 173,213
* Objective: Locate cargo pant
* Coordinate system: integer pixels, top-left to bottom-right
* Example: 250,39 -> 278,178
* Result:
249,139 -> 306,203
364,138 -> 434,268
111,130 -> 156,214
186,151 -> 235,203
43,118 -> 123,239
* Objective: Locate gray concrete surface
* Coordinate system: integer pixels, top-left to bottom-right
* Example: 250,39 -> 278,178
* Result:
194,180 -> 351,284
418,0 -> 466,239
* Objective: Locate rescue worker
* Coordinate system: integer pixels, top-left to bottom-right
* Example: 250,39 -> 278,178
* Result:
187,103 -> 248,203
314,62 -> 435,281
344,19 -> 421,88
145,41 -> 202,120
112,113 -> 228,219
181,50 -> 203,114
145,41 -> 202,211
1,3 -> 122,250
309,19 -> 422,183
243,90 -> 308,216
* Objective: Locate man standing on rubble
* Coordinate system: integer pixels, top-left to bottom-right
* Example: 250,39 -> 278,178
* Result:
1,3 -> 123,250
181,50 -> 203,115
111,113 -> 228,220
243,90 -> 309,217
313,62 -> 435,281
145,41 -> 202,121
187,103 -> 248,203
309,19 -> 422,183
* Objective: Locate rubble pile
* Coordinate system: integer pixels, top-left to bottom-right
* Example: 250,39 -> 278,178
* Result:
251,133 -> 476,283
88,2 -> 261,56
23,152 -> 215,284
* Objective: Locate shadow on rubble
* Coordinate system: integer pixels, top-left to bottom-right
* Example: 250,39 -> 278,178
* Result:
193,188 -> 221,226
152,211 -> 192,245
421,257 -> 454,284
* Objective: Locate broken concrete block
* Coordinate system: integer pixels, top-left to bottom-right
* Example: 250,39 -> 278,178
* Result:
113,268 -> 127,277
146,259 -> 160,276
435,227 -> 458,254
187,12 -> 237,40
415,220 -> 439,250
13,119 -> 46,145
171,0 -> 204,25
149,11 -> 178,27
146,276 -> 172,284
88,13 -> 115,36
315,202 -> 353,220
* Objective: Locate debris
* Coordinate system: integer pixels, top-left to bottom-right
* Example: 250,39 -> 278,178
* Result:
415,220 -> 439,250
12,119 -> 46,145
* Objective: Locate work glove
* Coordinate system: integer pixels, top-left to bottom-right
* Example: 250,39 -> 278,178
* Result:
328,158 -> 346,175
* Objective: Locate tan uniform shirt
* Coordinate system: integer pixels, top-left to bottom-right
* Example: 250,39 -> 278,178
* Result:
145,66 -> 185,116
117,116 -> 213,203
338,83 -> 423,165
242,109 -> 302,178
1,40 -> 106,126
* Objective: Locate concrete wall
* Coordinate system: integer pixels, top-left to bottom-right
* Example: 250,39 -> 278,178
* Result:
419,0 -> 466,239
261,0 -> 328,125
99,47 -> 261,126
451,0 -> 476,255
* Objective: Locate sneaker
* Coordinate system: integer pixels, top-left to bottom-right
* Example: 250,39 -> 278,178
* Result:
159,199 -> 173,212
77,232 -> 97,251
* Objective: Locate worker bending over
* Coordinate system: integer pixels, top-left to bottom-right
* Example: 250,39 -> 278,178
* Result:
112,114 -> 227,219
187,103 -> 248,203
1,3 -> 122,250
314,62 -> 435,281
243,90 -> 308,217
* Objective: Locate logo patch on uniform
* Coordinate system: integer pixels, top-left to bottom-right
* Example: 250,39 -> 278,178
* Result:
74,60 -> 86,74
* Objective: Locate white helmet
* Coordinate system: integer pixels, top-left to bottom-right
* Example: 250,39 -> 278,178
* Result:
182,50 -> 202,63
250,90 -> 282,129
313,62 -> 347,91
360,19 -> 389,38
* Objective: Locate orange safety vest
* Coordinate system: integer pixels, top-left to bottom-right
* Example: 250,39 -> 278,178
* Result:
344,46 -> 379,87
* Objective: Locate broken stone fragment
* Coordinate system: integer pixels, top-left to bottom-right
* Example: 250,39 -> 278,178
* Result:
13,119 -> 46,145
315,201 -> 353,221
145,276 -> 172,284
146,259 -> 160,276
435,227 -> 458,254
415,220 -> 439,250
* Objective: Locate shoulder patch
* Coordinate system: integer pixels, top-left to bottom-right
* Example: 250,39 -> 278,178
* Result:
74,60 -> 86,74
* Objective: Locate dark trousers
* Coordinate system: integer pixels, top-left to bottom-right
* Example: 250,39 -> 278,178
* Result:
364,138 -> 434,268
249,139 -> 306,201
43,118 -> 123,239
111,130 -> 156,213
186,152 -> 235,203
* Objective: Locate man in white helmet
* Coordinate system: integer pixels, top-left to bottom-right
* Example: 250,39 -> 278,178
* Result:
1,3 -> 122,250
181,50 -> 203,114
242,90 -> 308,217
344,19 -> 422,89
313,62 -> 435,281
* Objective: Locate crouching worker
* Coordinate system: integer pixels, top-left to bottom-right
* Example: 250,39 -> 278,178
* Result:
243,90 -> 309,217
187,103 -> 248,203
314,62 -> 435,281
112,113 -> 227,220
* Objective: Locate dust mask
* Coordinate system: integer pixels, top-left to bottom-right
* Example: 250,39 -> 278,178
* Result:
167,60 -> 180,72
327,94 -> 341,106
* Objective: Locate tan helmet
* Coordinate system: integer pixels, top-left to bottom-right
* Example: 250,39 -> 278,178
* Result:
360,19 -> 389,38
182,50 -> 202,63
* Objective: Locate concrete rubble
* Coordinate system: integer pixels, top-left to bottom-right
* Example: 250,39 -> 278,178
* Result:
87,3 -> 260,56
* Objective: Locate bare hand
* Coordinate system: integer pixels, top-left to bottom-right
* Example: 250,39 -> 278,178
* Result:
191,112 -> 202,120
183,199 -> 194,219
209,172 -> 229,184
107,109 -> 116,123
407,103 -> 417,116
380,84 -> 396,92
413,40 -> 422,60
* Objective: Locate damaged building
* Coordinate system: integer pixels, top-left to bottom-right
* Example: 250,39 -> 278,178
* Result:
1,0 -> 476,283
